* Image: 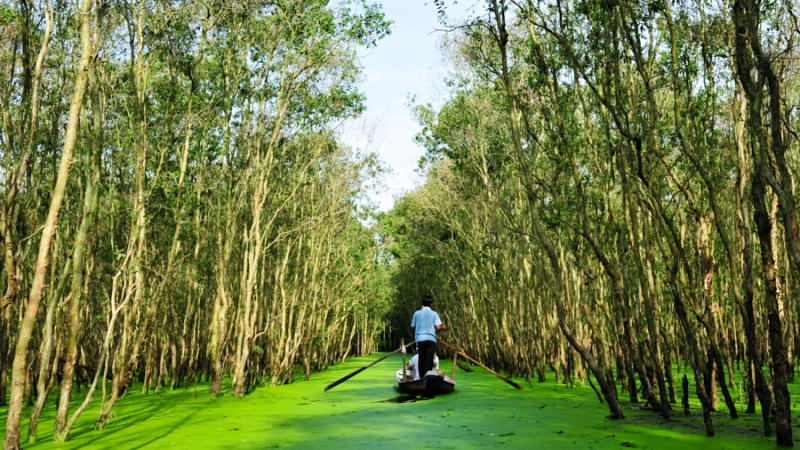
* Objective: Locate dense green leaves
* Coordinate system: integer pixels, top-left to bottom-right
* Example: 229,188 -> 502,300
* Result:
0,0 -> 391,445
387,0 -> 800,442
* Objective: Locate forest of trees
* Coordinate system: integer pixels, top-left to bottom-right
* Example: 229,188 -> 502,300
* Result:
1,1 -> 392,448
5,0 -> 800,449
384,0 -> 800,447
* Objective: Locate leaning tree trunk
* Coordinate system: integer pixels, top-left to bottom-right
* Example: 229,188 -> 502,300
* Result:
96,4 -> 147,428
0,0 -> 55,415
27,258 -> 69,443
732,0 -> 793,443
489,0 -> 625,419
53,58 -> 103,442
722,9 -> 773,431
3,1 -> 94,447
750,124 -> 793,447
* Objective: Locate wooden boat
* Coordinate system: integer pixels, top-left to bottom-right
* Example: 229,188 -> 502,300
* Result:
397,372 -> 456,396
324,339 -> 520,395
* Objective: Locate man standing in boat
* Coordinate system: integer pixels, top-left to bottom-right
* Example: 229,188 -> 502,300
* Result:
411,294 -> 447,378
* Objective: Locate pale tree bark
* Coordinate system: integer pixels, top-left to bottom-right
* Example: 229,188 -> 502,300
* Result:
229,55 -> 305,396
659,215 -> 716,435
96,2 -> 148,429
718,0 -> 773,432
663,0 -> 746,421
3,0 -> 96,448
53,47 -> 104,441
208,104 -> 236,395
208,40 -> 244,395
732,0 -> 793,444
60,273 -> 129,440
490,0 -> 624,419
27,257 -> 71,443
1,0 -> 53,313
0,0 -> 55,409
209,209 -> 233,395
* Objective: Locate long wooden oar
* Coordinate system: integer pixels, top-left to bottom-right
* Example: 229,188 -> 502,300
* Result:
324,340 -> 416,392
439,339 -> 523,390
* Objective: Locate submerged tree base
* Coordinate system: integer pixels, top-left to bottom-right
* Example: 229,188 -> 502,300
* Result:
0,354 -> 786,449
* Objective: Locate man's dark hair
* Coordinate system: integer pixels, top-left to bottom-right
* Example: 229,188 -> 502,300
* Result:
422,294 -> 434,307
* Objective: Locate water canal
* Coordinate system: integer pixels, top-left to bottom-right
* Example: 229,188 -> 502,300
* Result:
1,353 -> 779,449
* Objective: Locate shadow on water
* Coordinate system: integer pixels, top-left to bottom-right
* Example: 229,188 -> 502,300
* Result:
378,394 -> 436,403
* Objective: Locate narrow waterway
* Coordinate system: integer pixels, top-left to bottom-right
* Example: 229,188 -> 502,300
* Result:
3,353 -> 779,449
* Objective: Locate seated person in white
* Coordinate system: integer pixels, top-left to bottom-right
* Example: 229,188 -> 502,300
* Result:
395,354 -> 440,382
409,353 -> 438,380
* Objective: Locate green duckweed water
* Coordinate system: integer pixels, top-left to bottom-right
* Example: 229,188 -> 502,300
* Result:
0,355 -> 786,449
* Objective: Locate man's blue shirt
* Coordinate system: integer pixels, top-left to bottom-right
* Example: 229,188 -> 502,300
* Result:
411,306 -> 442,343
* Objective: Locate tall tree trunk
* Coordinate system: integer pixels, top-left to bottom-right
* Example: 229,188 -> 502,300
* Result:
732,0 -> 793,443
208,104 -> 235,395
3,1 -> 94,447
53,69 -> 103,442
96,3 -> 147,428
1,0 -> 53,315
61,273 -> 127,438
27,257 -> 69,443
0,0 -> 55,415
751,141 -> 792,446
489,0 -> 624,419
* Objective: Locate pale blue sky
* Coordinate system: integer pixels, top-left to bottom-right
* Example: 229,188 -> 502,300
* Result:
341,1 -> 451,212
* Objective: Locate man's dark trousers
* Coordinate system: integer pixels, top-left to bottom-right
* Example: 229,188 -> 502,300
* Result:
418,340 -> 436,377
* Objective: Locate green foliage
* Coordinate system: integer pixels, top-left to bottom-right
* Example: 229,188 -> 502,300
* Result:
0,0 -> 397,441
387,0 -> 800,437
340,0 -> 393,48
0,2 -> 13,26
